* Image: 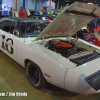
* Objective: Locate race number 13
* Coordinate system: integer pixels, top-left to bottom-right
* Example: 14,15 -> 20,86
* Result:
1,35 -> 14,54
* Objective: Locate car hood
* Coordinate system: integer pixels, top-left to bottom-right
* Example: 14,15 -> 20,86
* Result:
35,2 -> 100,41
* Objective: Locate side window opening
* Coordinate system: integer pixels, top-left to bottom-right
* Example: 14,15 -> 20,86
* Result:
20,22 -> 26,34
0,20 -> 16,34
4,26 -> 11,32
0,21 -> 7,30
19,22 -> 49,37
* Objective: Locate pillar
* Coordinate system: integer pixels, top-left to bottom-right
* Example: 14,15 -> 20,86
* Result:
49,0 -> 52,13
13,0 -> 19,16
35,0 -> 37,10
23,0 -> 25,7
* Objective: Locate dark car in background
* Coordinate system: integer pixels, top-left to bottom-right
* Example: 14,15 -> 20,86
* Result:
29,11 -> 57,22
73,27 -> 94,44
96,2 -> 100,6
42,14 -> 57,20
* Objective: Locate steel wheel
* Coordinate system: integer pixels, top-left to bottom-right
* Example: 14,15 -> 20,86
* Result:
26,61 -> 46,89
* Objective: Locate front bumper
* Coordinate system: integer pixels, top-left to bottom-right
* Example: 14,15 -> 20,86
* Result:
65,69 -> 100,94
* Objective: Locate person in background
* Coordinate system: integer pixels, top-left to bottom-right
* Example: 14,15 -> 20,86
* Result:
19,9 -> 23,17
94,1 -> 97,4
94,16 -> 100,33
87,17 -> 98,33
9,7 -> 13,17
22,7 -> 28,17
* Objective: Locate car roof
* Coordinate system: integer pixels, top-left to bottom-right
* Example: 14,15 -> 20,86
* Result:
1,17 -> 47,23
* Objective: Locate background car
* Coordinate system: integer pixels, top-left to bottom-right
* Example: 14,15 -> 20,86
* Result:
28,12 -> 57,22
73,27 -> 94,44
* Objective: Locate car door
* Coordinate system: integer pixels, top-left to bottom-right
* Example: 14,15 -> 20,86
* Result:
0,20 -> 19,61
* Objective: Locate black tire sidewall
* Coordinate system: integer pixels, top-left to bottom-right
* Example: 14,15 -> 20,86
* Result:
26,61 -> 46,89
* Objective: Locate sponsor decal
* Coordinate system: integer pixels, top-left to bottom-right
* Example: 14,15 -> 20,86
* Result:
1,35 -> 14,54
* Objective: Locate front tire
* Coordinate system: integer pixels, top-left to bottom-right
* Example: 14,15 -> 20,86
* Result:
26,61 -> 46,89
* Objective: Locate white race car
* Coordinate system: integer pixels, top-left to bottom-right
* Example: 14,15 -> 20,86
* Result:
0,2 -> 100,94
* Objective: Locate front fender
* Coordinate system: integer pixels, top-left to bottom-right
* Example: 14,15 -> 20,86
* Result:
17,41 -> 69,88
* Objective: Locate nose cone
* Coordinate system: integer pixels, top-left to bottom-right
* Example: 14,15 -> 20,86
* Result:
65,69 -> 97,94
65,57 -> 100,94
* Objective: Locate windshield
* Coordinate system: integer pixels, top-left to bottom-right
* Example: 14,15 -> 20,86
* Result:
19,22 -> 50,37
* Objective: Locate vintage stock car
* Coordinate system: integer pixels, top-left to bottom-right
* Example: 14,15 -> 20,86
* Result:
0,2 -> 100,94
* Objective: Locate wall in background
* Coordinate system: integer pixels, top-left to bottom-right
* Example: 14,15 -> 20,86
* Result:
19,0 -> 23,9
2,0 -> 13,11
0,0 -> 2,10
25,0 -> 36,10
1,0 -> 55,12
25,0 -> 55,10
41,0 -> 55,9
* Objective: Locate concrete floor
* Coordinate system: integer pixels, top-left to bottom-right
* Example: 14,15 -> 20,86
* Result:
0,52 -> 100,100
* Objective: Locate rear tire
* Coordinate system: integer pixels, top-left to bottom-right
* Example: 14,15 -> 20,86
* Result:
26,61 -> 46,89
